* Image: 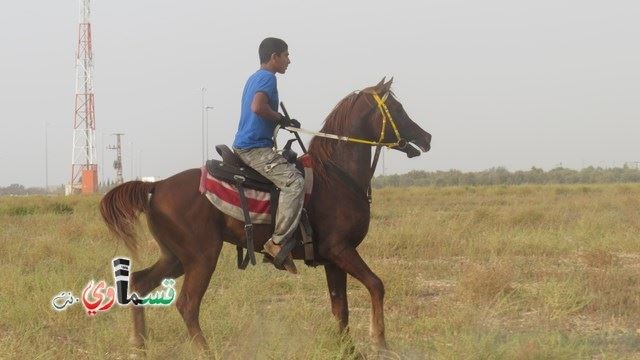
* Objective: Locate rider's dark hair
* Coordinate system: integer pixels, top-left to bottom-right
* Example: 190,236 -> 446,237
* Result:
259,37 -> 288,64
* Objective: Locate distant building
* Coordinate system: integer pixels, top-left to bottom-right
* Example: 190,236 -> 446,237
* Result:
141,177 -> 162,183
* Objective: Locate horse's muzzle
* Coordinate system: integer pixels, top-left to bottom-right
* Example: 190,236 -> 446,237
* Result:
394,143 -> 418,158
408,133 -> 431,156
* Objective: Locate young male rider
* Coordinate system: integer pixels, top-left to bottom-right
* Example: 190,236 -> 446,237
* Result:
232,37 -> 303,274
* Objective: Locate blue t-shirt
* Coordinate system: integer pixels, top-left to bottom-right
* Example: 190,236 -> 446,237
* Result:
233,69 -> 279,149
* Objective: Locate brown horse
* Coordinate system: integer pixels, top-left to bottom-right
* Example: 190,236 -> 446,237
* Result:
100,78 -> 431,352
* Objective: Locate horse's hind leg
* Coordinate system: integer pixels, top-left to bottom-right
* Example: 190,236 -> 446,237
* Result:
328,247 -> 388,350
129,252 -> 184,350
324,263 -> 349,333
325,263 -> 360,356
175,236 -> 223,352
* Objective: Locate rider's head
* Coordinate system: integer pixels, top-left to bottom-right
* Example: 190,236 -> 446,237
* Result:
259,37 -> 290,74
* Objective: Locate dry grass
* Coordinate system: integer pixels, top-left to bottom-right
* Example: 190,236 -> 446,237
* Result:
1,183 -> 640,358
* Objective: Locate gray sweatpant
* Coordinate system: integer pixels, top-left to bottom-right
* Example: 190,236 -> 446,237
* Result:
233,147 -> 305,245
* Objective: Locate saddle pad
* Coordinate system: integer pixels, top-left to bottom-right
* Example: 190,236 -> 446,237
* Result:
199,155 -> 314,224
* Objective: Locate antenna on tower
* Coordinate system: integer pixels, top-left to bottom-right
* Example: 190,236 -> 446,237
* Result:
67,0 -> 98,195
107,133 -> 124,185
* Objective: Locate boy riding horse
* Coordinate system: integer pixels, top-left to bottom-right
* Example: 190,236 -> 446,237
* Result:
232,37 -> 302,274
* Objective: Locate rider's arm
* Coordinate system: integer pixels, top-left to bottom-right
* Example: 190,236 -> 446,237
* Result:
251,92 -> 282,123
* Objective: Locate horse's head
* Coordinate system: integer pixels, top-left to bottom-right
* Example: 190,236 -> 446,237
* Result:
361,78 -> 432,158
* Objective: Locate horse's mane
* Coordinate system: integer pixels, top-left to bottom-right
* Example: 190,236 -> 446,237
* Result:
307,91 -> 367,183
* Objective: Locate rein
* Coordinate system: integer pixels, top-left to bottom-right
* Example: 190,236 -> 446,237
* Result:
323,145 -> 381,204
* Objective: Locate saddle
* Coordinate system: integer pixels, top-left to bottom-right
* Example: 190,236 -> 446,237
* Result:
206,146 -> 274,192
208,145 -> 300,187
205,145 -> 317,269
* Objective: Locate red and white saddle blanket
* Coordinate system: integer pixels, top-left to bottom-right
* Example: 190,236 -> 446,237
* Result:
199,155 -> 313,224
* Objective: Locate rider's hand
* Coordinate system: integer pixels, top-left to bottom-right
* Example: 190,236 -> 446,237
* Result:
277,114 -> 299,128
276,113 -> 289,127
288,118 -> 301,128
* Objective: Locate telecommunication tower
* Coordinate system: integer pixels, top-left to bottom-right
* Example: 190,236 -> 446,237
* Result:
67,0 -> 98,195
107,133 -> 124,185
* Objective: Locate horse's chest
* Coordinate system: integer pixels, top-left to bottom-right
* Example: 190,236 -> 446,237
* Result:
348,210 -> 371,246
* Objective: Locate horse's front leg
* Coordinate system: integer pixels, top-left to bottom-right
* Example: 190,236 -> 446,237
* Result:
324,263 -> 349,333
327,247 -> 387,349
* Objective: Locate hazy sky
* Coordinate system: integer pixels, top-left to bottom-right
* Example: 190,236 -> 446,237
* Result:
1,0 -> 639,187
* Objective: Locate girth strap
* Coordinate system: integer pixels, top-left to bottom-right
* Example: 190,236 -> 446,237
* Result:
299,209 -> 317,266
234,175 -> 257,269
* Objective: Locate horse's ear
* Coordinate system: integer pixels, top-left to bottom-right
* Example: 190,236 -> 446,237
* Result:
375,77 -> 386,88
379,77 -> 393,94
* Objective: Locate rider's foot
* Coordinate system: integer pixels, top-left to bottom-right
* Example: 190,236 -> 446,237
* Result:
263,239 -> 298,274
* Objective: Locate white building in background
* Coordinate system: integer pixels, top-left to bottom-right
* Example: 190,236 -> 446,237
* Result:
141,177 -> 162,183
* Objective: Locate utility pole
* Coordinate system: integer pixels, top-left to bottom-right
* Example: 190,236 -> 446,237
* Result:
107,133 -> 124,185
100,131 -> 105,184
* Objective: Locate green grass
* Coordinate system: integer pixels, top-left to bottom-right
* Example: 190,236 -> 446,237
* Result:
1,184 -> 640,358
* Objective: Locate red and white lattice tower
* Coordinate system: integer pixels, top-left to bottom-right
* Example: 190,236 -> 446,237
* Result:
68,0 -> 98,195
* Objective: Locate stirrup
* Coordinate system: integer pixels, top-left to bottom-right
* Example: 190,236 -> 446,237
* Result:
273,236 -> 298,269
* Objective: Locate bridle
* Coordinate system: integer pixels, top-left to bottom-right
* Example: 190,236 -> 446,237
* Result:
274,89 -> 412,203
276,90 -> 409,203
346,91 -> 407,148
277,90 -> 407,150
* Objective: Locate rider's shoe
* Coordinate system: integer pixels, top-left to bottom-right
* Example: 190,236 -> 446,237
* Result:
263,238 -> 298,274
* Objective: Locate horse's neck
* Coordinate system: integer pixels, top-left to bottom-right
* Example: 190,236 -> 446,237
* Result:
331,143 -> 373,190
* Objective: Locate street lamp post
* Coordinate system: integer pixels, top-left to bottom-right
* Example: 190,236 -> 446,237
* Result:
382,147 -> 386,176
201,87 -> 206,164
130,141 -> 134,180
138,149 -> 142,179
204,106 -> 214,160
45,122 -> 49,192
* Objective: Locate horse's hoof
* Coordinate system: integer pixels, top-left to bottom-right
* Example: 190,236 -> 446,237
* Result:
128,338 -> 146,358
372,347 -> 399,360
128,350 -> 146,359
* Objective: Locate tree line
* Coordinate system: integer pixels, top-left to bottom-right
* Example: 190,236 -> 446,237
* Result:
0,180 -> 119,196
3,166 -> 640,194
372,166 -> 640,188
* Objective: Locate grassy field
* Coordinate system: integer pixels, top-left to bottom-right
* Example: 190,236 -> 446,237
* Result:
1,184 -> 640,359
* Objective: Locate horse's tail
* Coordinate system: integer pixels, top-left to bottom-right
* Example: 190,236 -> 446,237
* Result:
100,181 -> 155,258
